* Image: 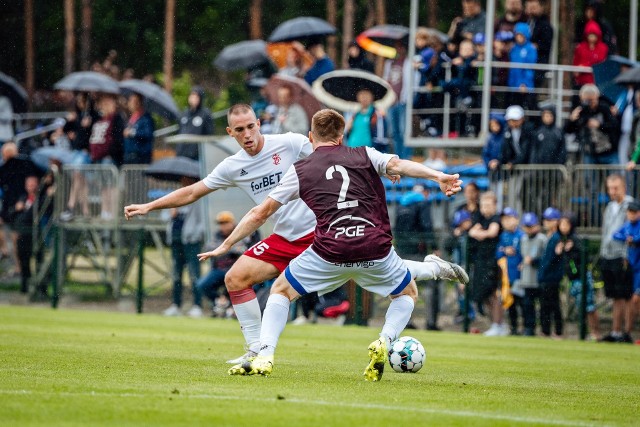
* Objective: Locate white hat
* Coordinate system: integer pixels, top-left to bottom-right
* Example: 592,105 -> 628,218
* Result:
505,105 -> 525,121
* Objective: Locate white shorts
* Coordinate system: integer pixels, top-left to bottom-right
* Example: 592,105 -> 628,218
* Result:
284,246 -> 411,297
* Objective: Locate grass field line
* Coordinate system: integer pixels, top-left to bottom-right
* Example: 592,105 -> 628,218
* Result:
0,389 -> 604,427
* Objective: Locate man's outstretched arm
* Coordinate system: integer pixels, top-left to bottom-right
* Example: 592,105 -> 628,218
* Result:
124,181 -> 214,219
198,196 -> 283,261
385,158 -> 462,197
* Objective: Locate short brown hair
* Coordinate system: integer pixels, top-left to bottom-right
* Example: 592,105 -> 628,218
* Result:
227,104 -> 255,125
311,109 -> 345,142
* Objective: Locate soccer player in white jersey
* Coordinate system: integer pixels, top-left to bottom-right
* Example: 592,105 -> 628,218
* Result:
198,109 -> 467,381
125,104 -> 466,365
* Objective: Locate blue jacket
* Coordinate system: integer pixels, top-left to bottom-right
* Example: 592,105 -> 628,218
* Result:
508,22 -> 537,89
613,220 -> 640,270
496,228 -> 524,284
124,111 -> 154,160
537,232 -> 564,284
304,56 -> 335,85
483,113 -> 505,167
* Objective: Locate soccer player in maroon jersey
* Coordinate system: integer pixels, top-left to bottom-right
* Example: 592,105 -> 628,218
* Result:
200,109 -> 467,381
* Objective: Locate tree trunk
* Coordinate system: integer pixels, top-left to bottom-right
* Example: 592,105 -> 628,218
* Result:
24,0 -> 35,99
163,0 -> 176,92
427,0 -> 438,29
64,0 -> 76,75
80,0 -> 92,71
374,0 -> 386,76
326,0 -> 337,65
559,0 -> 575,86
364,0 -> 376,29
341,0 -> 355,69
249,0 -> 262,40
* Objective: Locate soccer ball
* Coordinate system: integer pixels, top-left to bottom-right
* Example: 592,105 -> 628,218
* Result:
388,336 -> 426,373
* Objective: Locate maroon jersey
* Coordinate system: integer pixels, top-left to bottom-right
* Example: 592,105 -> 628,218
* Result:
286,145 -> 393,263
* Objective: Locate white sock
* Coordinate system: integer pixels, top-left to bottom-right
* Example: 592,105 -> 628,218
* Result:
233,298 -> 262,353
404,259 -> 438,281
380,295 -> 415,344
258,294 -> 290,357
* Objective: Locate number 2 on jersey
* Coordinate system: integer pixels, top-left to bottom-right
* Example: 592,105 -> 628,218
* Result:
325,165 -> 360,209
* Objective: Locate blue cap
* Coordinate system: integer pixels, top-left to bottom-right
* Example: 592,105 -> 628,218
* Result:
472,32 -> 485,45
521,212 -> 538,227
542,207 -> 561,220
495,30 -> 514,42
501,207 -> 519,218
453,210 -> 472,227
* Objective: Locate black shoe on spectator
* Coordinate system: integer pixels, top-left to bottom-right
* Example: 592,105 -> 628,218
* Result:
405,322 -> 417,330
599,333 -> 622,343
426,323 -> 441,331
621,333 -> 633,343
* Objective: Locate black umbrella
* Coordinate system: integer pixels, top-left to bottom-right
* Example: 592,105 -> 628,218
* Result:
213,40 -> 270,71
311,69 -> 396,112
119,79 -> 179,120
614,66 -> 640,86
145,156 -> 200,182
0,71 -> 28,113
54,71 -> 120,94
268,17 -> 336,43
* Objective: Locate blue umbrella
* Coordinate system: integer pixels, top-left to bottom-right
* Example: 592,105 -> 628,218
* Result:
593,56 -> 640,104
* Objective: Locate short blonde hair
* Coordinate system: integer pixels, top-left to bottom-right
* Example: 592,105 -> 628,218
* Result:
480,191 -> 498,204
311,109 -> 345,142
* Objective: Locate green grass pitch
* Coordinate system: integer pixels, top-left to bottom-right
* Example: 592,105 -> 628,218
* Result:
1,305 -> 638,426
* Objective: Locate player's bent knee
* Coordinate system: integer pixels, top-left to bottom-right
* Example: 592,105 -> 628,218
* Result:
392,281 -> 418,303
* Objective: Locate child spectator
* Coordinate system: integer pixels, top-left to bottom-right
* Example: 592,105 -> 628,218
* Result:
164,177 -> 205,318
537,207 -> 564,338
497,207 -> 525,334
612,199 -> 640,343
444,209 -> 475,323
558,212 -> 601,341
508,22 -> 537,111
518,212 -> 547,336
484,113 -> 506,202
572,20 -> 608,88
468,191 -> 505,336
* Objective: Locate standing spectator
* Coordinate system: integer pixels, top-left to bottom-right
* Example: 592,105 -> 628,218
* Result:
565,84 -> 618,165
196,211 -> 261,317
123,93 -> 155,165
574,0 -> 617,55
0,143 -> 41,276
495,0 -> 526,35
612,200 -> 640,342
508,23 -> 537,111
0,96 -> 14,146
484,113 -> 506,203
164,176 -> 205,318
456,181 -> 482,223
468,191 -> 506,336
497,207 -> 525,334
271,86 -> 309,135
537,207 -> 564,338
491,31 -> 514,110
613,82 -> 638,165
518,212 -> 547,336
441,39 -> 478,136
344,88 -> 388,152
500,105 -> 534,213
444,209 -> 476,323
626,92 -> 640,171
525,0 -> 553,87
599,174 -> 634,342
60,92 -> 97,221
303,41 -> 335,86
572,21 -> 608,88
177,87 -> 214,161
447,0 -> 487,45
89,94 -> 124,221
347,41 -> 374,73
384,41 -> 412,159
8,176 -> 39,295
530,105 -> 566,212
559,212 -> 601,341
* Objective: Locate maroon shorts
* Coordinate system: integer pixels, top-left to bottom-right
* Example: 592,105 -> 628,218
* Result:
243,232 -> 314,272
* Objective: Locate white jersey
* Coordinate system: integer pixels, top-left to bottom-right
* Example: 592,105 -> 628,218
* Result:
203,132 -> 316,241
